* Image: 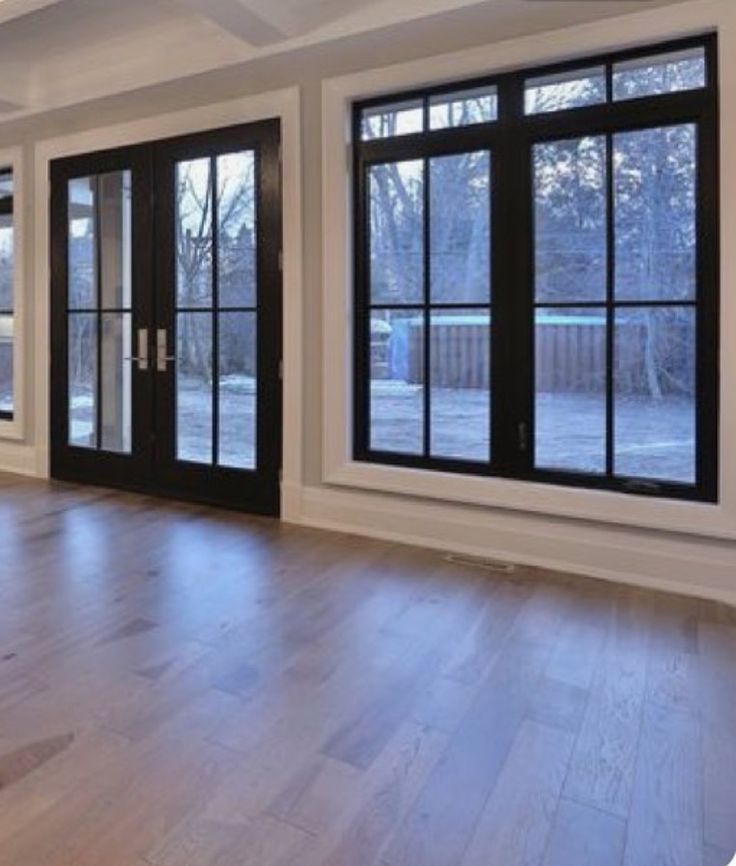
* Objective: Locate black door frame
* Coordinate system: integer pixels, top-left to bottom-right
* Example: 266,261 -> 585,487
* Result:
50,120 -> 283,516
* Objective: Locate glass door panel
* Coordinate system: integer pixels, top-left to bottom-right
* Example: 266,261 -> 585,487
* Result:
176,311 -> 213,463
52,145 -> 155,489
173,149 -> 259,470
68,312 -> 97,448
66,170 -> 134,454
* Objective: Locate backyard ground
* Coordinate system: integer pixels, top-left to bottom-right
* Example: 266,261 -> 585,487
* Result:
369,381 -> 695,483
70,377 -> 695,484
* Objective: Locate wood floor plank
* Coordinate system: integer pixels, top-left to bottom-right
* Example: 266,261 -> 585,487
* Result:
527,676 -> 588,733
0,728 -> 130,843
0,477 -> 733,866
309,721 -> 449,866
622,701 -> 703,866
318,570 -> 489,769
646,595 -> 699,713
542,586 -> 613,690
266,754 -> 362,836
0,733 -> 75,790
542,799 -> 626,866
380,636 -> 553,866
698,621 -> 736,855
459,720 -> 575,866
563,589 -> 652,818
704,846 -> 734,866
0,735 -> 235,866
147,813 -> 315,866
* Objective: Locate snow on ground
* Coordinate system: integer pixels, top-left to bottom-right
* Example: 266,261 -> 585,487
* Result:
69,377 -> 695,483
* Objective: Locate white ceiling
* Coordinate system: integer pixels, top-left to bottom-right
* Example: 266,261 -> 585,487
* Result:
0,0 -> 694,119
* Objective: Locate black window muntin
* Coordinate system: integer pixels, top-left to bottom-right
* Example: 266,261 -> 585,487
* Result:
352,34 -> 719,503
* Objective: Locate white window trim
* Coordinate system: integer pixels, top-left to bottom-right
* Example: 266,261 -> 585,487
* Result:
322,0 -> 736,543
0,146 -> 24,441
33,88 -> 303,515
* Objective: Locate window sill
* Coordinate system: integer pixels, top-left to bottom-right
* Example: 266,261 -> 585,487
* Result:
325,458 -> 736,543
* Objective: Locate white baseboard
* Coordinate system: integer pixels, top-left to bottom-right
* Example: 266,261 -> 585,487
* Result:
0,444 -> 40,478
288,484 -> 736,609
0,454 -> 731,607
281,480 -> 304,523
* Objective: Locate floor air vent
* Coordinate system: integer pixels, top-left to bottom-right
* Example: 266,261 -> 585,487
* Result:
443,553 -> 517,574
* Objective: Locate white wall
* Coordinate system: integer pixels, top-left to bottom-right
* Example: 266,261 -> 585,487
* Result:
0,0 -> 733,605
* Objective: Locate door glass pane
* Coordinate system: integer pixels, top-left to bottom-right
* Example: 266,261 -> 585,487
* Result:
370,308 -> 424,454
0,212 -> 13,417
430,151 -> 491,303
613,47 -> 706,101
177,312 -> 213,464
430,308 -> 490,461
0,314 -> 12,414
219,312 -> 256,469
525,67 -> 606,115
100,313 -> 132,454
615,306 -> 695,483
614,125 -> 696,301
534,136 -> 607,303
69,313 -> 97,448
535,307 -> 607,473
370,160 -> 424,304
218,152 -> 256,308
99,171 -> 132,309
0,214 -> 13,311
175,150 -> 262,471
176,158 -> 213,308
68,177 -> 97,310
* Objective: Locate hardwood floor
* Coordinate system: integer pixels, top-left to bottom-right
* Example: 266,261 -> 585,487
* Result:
0,473 -> 734,866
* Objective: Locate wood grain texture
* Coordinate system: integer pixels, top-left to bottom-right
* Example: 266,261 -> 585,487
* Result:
622,700 -> 703,866
0,734 -> 75,790
459,720 -> 575,866
703,845 -> 734,866
698,620 -> 736,856
0,474 -> 733,866
562,589 -> 651,818
542,799 -> 626,866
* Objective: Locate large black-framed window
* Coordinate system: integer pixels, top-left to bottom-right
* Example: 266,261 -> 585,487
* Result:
0,168 -> 14,422
353,35 -> 719,503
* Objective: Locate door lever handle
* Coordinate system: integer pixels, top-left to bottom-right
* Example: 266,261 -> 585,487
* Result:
125,329 -> 149,372
156,328 -> 176,372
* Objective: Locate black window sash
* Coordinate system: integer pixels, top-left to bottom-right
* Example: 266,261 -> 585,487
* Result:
352,35 -> 718,503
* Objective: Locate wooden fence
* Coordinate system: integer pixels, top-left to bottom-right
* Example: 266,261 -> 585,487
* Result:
374,314 -> 690,394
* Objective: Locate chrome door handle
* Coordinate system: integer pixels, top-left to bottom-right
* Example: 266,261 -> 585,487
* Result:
157,328 -> 175,372
124,329 -> 149,372
138,328 -> 149,371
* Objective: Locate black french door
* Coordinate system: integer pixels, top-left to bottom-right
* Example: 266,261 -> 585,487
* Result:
50,120 -> 282,515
